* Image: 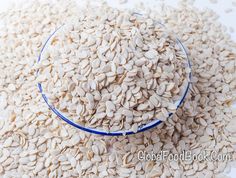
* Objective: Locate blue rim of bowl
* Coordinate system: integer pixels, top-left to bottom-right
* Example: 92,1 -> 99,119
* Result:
37,24 -> 192,136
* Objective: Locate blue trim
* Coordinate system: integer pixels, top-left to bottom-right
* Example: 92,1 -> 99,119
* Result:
37,23 -> 192,136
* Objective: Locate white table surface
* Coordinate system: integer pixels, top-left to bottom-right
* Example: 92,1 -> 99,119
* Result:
0,0 -> 235,177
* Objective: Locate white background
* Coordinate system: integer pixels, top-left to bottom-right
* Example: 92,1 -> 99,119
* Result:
0,0 -> 235,177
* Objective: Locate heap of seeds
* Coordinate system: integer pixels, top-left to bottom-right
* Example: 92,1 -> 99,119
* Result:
37,7 -> 189,132
0,0 -> 235,177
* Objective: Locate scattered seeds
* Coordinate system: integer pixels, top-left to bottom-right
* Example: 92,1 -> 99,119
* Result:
0,0 -> 235,178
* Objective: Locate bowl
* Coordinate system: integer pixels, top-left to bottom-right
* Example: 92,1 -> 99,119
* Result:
37,16 -> 191,136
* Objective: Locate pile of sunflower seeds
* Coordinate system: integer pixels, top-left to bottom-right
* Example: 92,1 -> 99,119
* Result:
0,0 -> 235,177
37,6 -> 189,132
